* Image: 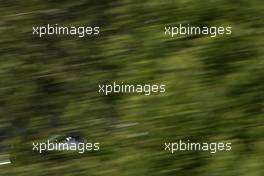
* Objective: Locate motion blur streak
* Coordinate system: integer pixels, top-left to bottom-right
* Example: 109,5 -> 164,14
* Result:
0,0 -> 263,175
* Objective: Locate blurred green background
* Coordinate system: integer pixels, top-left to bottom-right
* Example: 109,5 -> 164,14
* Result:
0,0 -> 263,175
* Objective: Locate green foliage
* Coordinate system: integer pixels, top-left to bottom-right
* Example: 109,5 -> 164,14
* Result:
0,0 -> 263,175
